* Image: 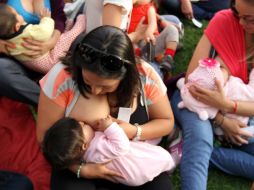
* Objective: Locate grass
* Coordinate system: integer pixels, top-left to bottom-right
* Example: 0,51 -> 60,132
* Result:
171,19 -> 252,190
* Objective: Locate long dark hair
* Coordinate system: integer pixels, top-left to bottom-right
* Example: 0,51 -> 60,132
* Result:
62,25 -> 141,108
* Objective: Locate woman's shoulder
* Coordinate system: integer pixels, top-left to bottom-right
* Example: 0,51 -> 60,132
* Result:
39,62 -> 73,90
136,59 -> 160,79
209,9 -> 235,26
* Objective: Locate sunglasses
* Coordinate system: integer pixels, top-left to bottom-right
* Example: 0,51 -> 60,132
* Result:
232,4 -> 254,25
78,43 -> 132,72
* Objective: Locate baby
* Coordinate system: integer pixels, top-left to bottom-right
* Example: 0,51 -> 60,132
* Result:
42,116 -> 175,186
177,58 -> 254,124
0,4 -> 85,73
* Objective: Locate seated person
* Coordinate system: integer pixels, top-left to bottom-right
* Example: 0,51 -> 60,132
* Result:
36,25 -> 175,190
159,0 -> 230,20
177,58 -> 254,141
0,3 -> 85,73
129,0 -> 180,76
42,116 -> 176,186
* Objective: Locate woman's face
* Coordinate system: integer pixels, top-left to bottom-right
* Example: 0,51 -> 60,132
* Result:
235,0 -> 254,34
82,70 -> 121,95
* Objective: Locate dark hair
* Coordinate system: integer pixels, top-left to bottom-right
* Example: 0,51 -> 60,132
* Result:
42,118 -> 84,170
231,0 -> 254,15
62,25 -> 141,108
0,4 -> 17,39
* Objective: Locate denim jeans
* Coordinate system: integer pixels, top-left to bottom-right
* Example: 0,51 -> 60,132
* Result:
211,117 -> 254,180
171,90 -> 254,189
160,0 -> 230,20
171,90 -> 213,190
0,171 -> 33,190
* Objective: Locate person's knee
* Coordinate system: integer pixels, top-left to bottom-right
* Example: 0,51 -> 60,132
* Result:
164,25 -> 179,42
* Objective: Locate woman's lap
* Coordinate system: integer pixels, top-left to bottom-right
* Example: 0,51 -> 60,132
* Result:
211,146 -> 254,180
51,170 -> 174,190
0,56 -> 40,105
171,90 -> 254,183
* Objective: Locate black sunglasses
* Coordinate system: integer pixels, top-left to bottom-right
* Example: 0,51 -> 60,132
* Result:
78,43 -> 132,72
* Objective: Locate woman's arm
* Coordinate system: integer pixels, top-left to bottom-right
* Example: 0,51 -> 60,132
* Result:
21,0 -> 65,57
102,4 -> 122,27
36,91 -> 65,143
180,0 -> 193,19
69,161 -> 122,182
116,95 -> 174,140
141,94 -> 174,140
186,34 -> 211,79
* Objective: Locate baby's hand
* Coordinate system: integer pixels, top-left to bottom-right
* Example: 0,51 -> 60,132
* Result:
39,8 -> 51,18
93,116 -> 113,132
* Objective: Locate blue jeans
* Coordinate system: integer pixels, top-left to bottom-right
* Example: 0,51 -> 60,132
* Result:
161,0 -> 230,20
171,90 -> 254,189
211,121 -> 254,180
0,171 -> 33,190
171,90 -> 213,190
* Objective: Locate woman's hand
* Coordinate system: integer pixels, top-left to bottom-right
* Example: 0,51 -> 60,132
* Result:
80,161 -> 123,183
0,39 -> 15,54
189,79 -> 231,111
181,0 -> 193,20
221,117 -> 253,146
21,30 -> 61,58
21,37 -> 54,58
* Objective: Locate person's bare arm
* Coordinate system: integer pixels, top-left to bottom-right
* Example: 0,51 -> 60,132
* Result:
103,4 -> 122,27
144,6 -> 157,44
0,39 -> 15,54
36,91 -> 65,143
186,34 -> 211,79
22,29 -> 61,58
180,0 -> 193,19
115,95 -> 174,140
141,94 -> 174,139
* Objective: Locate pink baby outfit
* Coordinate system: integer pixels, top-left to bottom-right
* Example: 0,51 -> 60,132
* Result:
83,122 -> 175,186
224,69 -> 254,124
177,58 -> 224,120
178,58 -> 254,124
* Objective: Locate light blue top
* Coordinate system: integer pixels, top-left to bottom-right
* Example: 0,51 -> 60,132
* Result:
7,0 -> 51,24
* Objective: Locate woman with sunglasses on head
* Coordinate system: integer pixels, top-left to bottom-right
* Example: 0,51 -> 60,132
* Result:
170,0 -> 254,189
36,25 -> 175,190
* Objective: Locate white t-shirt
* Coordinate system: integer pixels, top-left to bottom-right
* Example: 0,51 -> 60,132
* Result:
84,0 -> 132,33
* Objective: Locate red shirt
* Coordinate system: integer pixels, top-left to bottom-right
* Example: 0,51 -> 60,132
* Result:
128,3 -> 159,35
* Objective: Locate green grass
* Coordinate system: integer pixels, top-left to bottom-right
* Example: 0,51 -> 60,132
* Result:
171,19 -> 252,190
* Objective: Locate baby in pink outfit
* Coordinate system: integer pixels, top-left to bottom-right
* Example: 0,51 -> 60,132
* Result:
42,116 -> 175,186
177,58 -> 254,125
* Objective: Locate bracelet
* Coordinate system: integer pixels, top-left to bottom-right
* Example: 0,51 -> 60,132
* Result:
76,161 -> 84,179
232,100 -> 238,113
132,123 -> 142,141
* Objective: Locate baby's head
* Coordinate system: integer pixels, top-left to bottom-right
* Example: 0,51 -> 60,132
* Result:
42,117 -> 87,170
0,4 -> 25,39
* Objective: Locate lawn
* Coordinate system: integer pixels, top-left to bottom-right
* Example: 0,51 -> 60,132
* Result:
171,19 -> 252,190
